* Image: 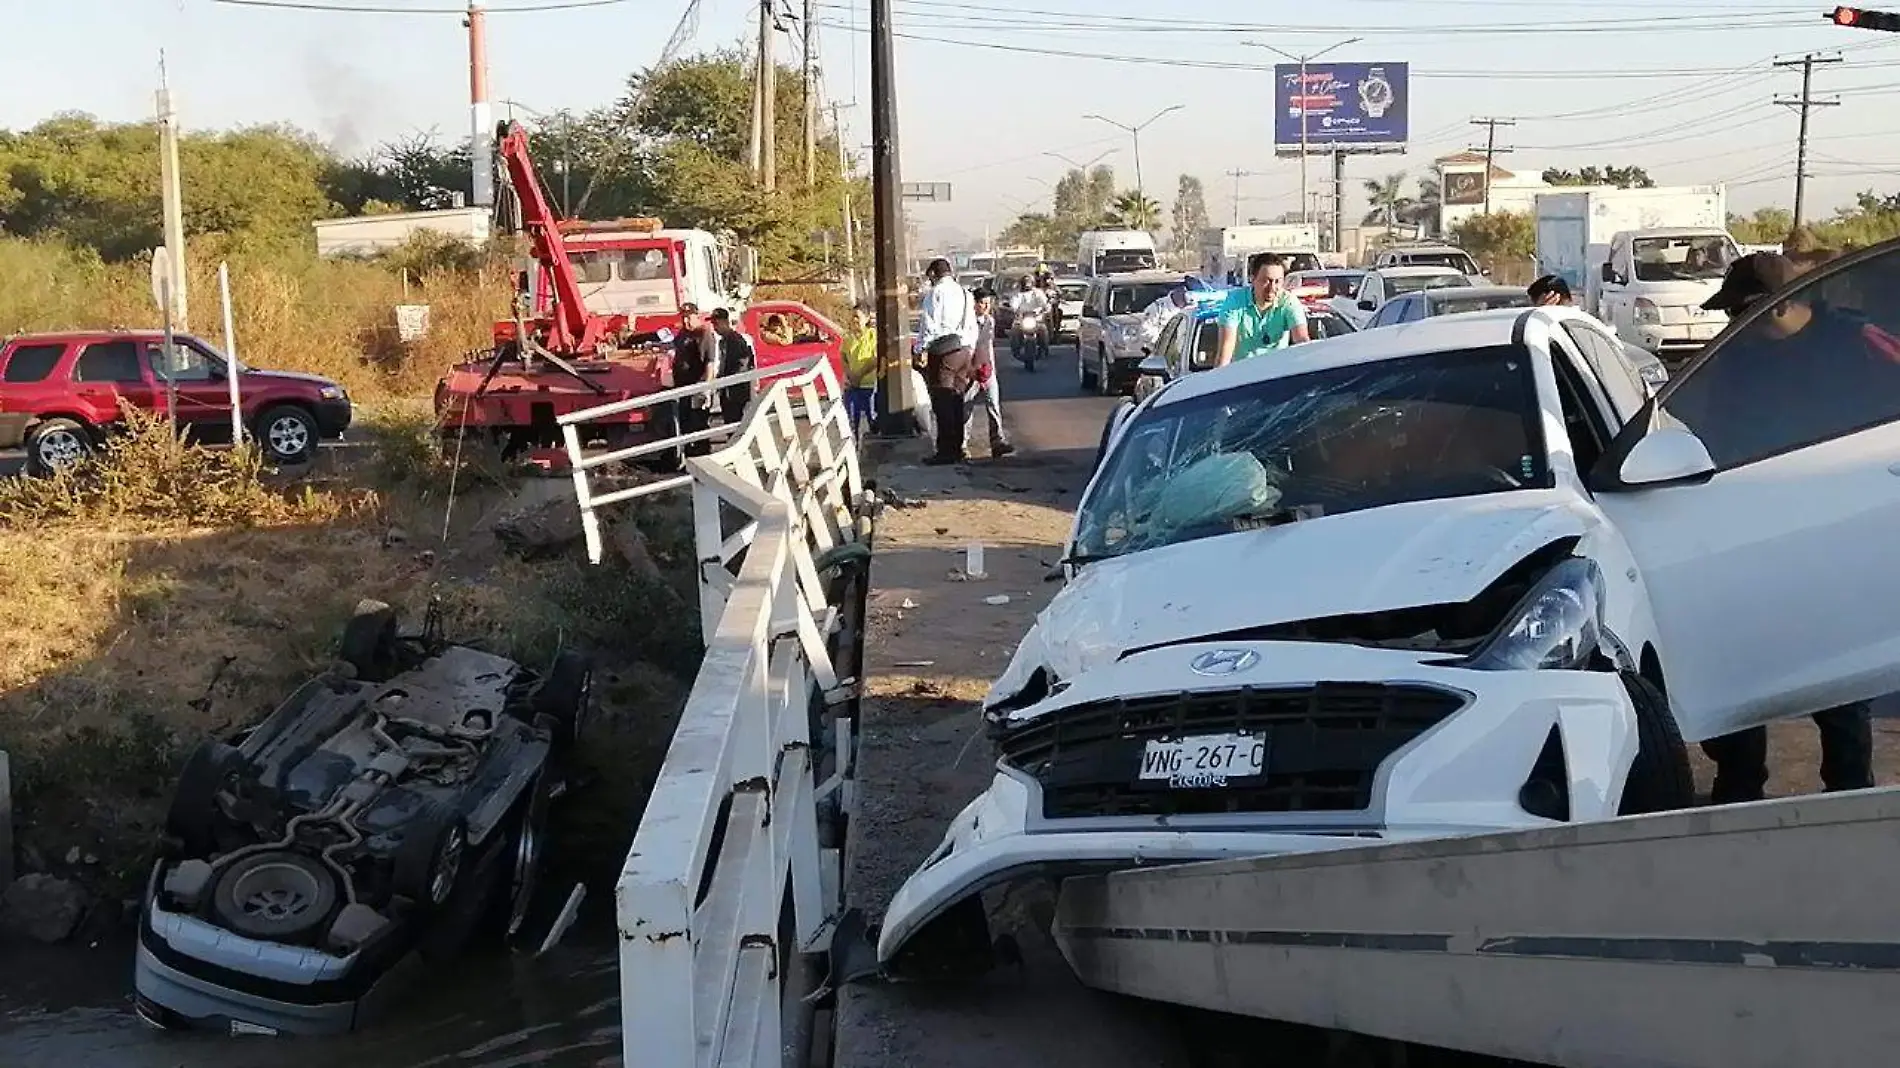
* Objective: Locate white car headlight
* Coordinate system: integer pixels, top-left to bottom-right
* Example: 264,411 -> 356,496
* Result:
319,385 -> 346,400
1633,298 -> 1662,326
1465,558 -> 1606,672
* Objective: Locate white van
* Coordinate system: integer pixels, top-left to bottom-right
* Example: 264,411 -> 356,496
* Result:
1076,230 -> 1158,277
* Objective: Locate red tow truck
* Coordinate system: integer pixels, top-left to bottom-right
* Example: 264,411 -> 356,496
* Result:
433,121 -> 843,467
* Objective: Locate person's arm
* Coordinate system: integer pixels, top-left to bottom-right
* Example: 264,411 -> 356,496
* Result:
917,287 -> 944,351
1215,306 -> 1240,367
1287,298 -> 1311,344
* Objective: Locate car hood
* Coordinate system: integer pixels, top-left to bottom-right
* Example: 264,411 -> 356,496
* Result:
988,490 -> 1598,708
244,368 -> 344,390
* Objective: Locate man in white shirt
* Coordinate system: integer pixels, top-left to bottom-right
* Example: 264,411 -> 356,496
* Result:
913,258 -> 979,465
1008,278 -> 1051,364
964,290 -> 1015,457
1137,278 -> 1197,347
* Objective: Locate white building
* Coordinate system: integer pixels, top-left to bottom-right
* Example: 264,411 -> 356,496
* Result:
1434,152 -> 1555,234
311,207 -> 491,259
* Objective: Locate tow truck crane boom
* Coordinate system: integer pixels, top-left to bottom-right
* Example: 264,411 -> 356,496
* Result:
494,119 -> 616,356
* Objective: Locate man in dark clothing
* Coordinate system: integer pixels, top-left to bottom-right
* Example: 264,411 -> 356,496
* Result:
1678,252 -> 1884,803
709,307 -> 756,430
671,303 -> 720,457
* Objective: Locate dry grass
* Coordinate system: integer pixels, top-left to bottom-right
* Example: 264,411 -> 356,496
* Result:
0,413 -> 701,894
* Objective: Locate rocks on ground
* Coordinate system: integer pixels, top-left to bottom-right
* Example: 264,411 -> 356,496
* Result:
0,873 -> 88,945
478,472 -> 678,571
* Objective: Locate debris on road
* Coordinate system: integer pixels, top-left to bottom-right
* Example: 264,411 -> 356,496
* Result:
0,873 -> 87,944
984,594 -> 1012,606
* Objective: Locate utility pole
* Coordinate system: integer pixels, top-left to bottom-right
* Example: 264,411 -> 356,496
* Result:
156,54 -> 188,331
832,101 -> 859,303
1469,117 -> 1515,215
466,1 -> 493,207
761,0 -> 777,193
869,0 -> 915,434
1331,150 -> 1346,255
1775,52 -> 1842,229
1225,169 -> 1258,226
802,0 -> 817,188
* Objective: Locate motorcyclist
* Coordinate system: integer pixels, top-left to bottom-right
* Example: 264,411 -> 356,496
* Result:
1010,276 -> 1053,366
1034,265 -> 1064,338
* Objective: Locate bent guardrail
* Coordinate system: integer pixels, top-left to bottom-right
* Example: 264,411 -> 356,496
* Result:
559,356 -> 864,1067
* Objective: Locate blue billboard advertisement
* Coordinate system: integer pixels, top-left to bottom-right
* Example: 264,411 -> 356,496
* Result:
1273,62 -> 1409,149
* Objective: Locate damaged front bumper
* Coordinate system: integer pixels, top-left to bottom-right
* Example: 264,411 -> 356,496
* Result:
878,639 -> 1638,969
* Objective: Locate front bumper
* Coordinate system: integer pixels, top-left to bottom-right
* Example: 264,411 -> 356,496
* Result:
877,639 -> 1639,965
314,398 -> 354,438
1632,321 -> 1722,353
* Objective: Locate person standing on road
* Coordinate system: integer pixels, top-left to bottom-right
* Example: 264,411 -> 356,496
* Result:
1138,279 -> 1196,348
670,302 -> 721,457
964,291 -> 1015,458
1682,251 -> 1881,803
842,302 -> 879,438
1528,275 -> 1574,307
709,308 -> 756,430
1214,252 -> 1310,367
914,258 -> 979,465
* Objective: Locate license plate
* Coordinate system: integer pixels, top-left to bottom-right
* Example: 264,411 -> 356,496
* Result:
1138,733 -> 1266,788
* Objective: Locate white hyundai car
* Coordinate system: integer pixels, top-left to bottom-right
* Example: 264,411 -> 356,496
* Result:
878,242 -> 1900,971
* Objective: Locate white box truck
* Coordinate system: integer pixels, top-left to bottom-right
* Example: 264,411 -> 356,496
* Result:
1534,186 -> 1739,360
1200,225 -> 1321,285
1076,230 -> 1159,277
311,207 -> 491,258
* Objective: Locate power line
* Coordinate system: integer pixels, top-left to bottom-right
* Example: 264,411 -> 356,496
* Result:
1469,118 -> 1515,214
1774,52 -> 1844,226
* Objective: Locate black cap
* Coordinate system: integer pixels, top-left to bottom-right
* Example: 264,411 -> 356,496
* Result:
1702,252 -> 1799,312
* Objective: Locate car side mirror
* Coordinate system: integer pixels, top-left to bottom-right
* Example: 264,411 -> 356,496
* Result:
1357,299 -> 1375,311
1137,353 -> 1167,376
1618,426 -> 1715,487
1600,262 -> 1616,283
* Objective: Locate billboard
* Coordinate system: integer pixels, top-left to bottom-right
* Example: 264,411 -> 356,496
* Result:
1443,170 -> 1487,206
1273,62 -> 1409,150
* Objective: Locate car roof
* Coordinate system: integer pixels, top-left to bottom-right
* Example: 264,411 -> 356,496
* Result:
1100,270 -> 1189,284
1372,265 -> 1472,278
7,329 -> 168,343
1293,268 -> 1364,276
1419,285 -> 1530,304
1153,308 -> 1532,408
1382,243 -> 1466,253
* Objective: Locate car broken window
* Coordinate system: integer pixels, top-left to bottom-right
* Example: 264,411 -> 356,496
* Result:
1075,344 -> 1550,561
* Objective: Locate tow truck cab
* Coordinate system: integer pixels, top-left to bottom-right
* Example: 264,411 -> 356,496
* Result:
517,218 -> 758,338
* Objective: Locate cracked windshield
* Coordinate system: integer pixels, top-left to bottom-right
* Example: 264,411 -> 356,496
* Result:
1075,347 -> 1547,562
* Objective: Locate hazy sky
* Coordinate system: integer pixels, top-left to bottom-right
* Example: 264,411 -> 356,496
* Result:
10,0 -> 1900,248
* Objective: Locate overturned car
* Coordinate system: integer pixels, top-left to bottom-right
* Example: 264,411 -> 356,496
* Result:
880,305 -> 1743,972
134,599 -> 590,1036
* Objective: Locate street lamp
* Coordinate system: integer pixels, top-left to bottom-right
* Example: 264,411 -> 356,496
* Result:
1080,106 -> 1183,202
1241,38 -> 1360,226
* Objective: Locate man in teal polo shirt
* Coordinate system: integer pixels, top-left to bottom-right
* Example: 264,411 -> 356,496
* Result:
1215,251 -> 1310,366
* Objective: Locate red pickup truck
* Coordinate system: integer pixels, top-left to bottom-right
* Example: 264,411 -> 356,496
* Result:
0,330 -> 353,475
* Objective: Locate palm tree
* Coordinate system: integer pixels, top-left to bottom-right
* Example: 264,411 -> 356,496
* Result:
1402,175 -> 1442,236
1361,172 -> 1410,235
1106,190 -> 1162,231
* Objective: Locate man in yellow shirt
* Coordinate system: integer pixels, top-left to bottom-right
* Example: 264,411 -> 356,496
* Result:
842,302 -> 879,436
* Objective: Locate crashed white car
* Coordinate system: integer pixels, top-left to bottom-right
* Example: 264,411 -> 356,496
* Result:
879,243 -> 1900,970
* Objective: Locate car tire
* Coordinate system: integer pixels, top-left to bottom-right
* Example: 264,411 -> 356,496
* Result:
210,850 -> 339,941
1095,346 -> 1112,395
529,649 -> 592,751
1077,344 -> 1097,392
25,418 -> 94,477
1616,671 -> 1695,815
337,599 -> 400,682
395,809 -> 471,911
164,741 -> 242,857
255,404 -> 318,465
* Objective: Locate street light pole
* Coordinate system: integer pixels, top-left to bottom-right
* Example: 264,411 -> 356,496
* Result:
1044,149 -> 1115,173
1243,38 -> 1359,228
1081,106 -> 1183,203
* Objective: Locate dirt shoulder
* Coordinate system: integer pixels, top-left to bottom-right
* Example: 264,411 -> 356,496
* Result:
834,437 -> 1191,1068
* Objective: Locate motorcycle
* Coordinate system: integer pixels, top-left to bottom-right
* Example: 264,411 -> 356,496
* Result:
1011,311 -> 1051,371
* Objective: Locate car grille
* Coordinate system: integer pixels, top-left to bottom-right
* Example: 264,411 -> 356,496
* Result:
997,683 -> 1466,820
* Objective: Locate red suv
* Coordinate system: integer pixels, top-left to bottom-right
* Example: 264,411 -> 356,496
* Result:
0,331 -> 352,474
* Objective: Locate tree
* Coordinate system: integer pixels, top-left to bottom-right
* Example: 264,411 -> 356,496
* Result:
1541,165 -> 1655,189
1170,175 -> 1208,254
1451,211 -> 1536,275
1727,207 -> 1795,245
1107,191 -> 1161,231
1403,176 -> 1442,234
1360,171 -> 1411,234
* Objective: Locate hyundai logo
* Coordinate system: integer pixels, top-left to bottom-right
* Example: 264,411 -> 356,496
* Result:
1190,649 -> 1260,676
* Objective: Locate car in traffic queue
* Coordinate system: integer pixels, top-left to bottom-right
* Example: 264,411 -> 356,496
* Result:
1372,241 -> 1484,277
873,233 -> 1900,972
0,330 -> 352,475
1288,268 -> 1367,303
1053,276 -> 1089,342
1076,271 -> 1207,395
1333,266 -> 1476,328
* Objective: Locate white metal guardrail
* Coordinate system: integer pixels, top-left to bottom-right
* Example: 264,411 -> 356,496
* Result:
558,356 -> 865,1068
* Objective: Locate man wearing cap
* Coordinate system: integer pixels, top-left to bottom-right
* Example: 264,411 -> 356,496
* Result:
670,303 -> 721,458
1137,278 -> 1198,349
1678,250 -> 1892,803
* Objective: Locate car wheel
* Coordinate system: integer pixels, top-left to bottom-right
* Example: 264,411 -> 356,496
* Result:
1077,343 -> 1097,392
1617,671 -> 1695,814
164,741 -> 242,857
211,850 -> 339,941
337,599 -> 400,682
502,771 -> 555,940
529,649 -> 592,751
25,418 -> 93,477
255,405 -> 318,465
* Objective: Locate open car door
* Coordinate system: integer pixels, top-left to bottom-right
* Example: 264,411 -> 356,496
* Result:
740,300 -> 845,389
1591,239 -> 1900,741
